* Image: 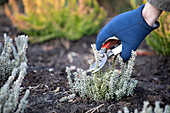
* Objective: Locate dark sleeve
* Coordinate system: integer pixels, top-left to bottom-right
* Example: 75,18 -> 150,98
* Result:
147,0 -> 170,12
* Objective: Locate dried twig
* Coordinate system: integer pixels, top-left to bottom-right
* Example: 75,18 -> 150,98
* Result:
28,84 -> 40,89
108,104 -> 115,110
85,104 -> 104,113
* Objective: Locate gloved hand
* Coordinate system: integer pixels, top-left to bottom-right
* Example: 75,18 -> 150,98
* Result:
96,4 -> 159,62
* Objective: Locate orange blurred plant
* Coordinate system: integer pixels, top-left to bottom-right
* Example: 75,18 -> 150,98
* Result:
5,0 -> 106,43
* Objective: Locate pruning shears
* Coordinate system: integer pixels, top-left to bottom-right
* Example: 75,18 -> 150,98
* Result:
88,36 -> 122,73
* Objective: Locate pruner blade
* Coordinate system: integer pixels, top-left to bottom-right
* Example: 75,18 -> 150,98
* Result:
88,37 -> 121,73
88,52 -> 107,73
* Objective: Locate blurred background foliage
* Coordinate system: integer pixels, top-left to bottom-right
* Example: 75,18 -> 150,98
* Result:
130,0 -> 170,55
3,0 -> 132,44
4,0 -> 169,55
98,0 -> 132,16
147,13 -> 170,55
5,0 -> 106,43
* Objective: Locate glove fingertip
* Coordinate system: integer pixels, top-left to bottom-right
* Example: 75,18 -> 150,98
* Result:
96,33 -> 104,51
96,26 -> 114,51
120,45 -> 131,62
96,42 -> 102,51
120,53 -> 130,62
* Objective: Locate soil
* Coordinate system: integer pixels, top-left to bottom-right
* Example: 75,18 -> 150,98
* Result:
0,5 -> 170,113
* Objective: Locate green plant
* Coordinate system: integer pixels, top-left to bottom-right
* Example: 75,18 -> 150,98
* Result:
66,44 -> 137,101
5,0 -> 106,43
0,34 -> 28,85
118,101 -> 170,113
130,0 -> 170,55
146,12 -> 170,55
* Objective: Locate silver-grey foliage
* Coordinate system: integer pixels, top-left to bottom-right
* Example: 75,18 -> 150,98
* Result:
118,101 -> 170,113
66,44 -> 138,101
0,34 -> 28,82
0,62 -> 29,113
0,34 -> 29,113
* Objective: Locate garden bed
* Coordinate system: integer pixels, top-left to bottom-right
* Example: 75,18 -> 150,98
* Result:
0,5 -> 169,113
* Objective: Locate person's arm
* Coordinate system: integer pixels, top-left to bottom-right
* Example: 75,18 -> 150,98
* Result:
96,3 -> 161,62
142,2 -> 163,27
147,0 -> 170,12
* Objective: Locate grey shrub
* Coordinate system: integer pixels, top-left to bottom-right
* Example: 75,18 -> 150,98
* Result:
0,34 -> 29,113
118,101 -> 170,113
0,62 -> 29,113
0,34 -> 28,83
66,44 -> 138,101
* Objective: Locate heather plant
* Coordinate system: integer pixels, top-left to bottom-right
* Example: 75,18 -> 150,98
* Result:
0,62 -> 30,113
118,101 -> 170,113
0,34 -> 28,85
147,12 -> 170,55
66,44 -> 137,101
5,0 -> 106,43
130,0 -> 170,55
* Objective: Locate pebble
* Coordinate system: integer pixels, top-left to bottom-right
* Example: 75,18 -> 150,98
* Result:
82,43 -> 87,48
46,99 -> 53,103
48,68 -> 53,72
153,77 -> 159,81
68,99 -> 74,102
45,85 -> 49,89
70,65 -> 76,70
50,73 -> 54,76
33,70 -> 37,73
54,87 -> 60,93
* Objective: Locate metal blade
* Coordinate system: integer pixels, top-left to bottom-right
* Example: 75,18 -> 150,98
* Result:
87,62 -> 97,72
88,53 -> 107,73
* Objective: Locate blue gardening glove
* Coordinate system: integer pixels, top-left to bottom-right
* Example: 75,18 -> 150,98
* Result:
96,4 -> 159,62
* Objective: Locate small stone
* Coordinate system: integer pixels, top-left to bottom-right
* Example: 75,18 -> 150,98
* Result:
82,43 -> 87,48
38,56 -> 43,60
48,68 -> 53,72
70,65 -> 76,70
46,99 -> 53,103
54,87 -> 60,93
33,70 -> 37,73
153,77 -> 159,81
68,99 -> 73,102
71,52 -> 79,57
67,53 -> 73,63
45,85 -> 49,89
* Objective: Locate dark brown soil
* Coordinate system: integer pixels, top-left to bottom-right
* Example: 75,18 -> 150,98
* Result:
0,5 -> 169,113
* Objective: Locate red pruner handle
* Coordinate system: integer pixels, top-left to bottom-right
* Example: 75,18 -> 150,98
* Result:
101,39 -> 119,49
